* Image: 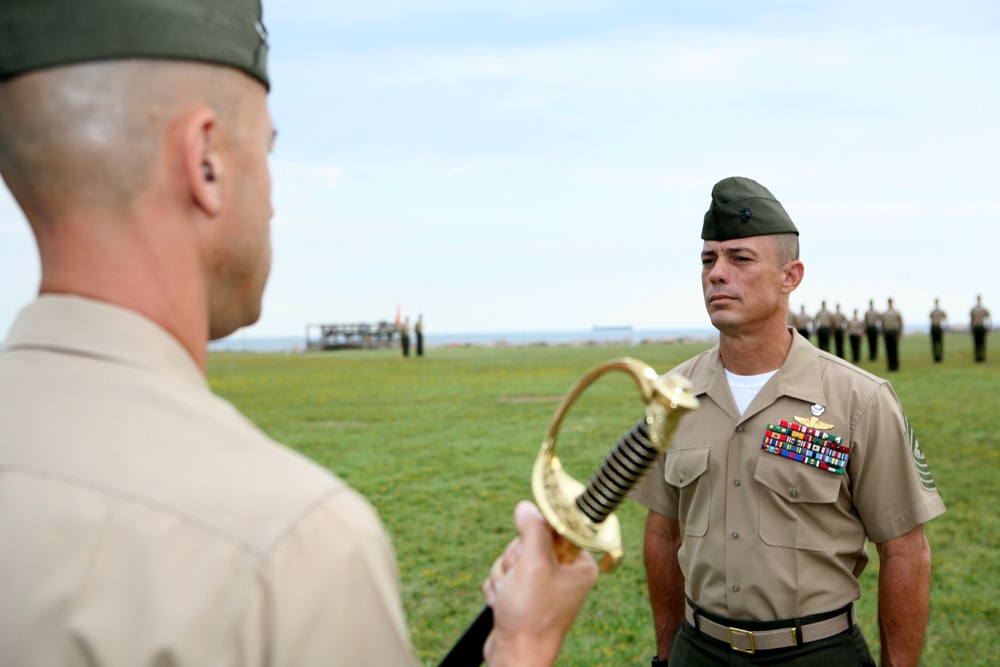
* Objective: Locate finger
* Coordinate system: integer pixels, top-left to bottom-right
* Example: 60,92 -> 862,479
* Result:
512,500 -> 556,560
483,549 -> 506,607
501,535 -> 523,572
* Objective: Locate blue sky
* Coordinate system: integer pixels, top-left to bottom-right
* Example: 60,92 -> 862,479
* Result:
2,0 -> 998,338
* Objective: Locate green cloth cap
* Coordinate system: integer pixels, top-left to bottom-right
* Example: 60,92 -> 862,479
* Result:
702,176 -> 798,240
0,0 -> 269,89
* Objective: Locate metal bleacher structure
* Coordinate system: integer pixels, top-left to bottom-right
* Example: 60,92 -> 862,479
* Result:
305,322 -> 398,351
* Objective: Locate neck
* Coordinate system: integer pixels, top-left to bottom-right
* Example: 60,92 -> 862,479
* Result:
718,321 -> 793,375
34,208 -> 209,372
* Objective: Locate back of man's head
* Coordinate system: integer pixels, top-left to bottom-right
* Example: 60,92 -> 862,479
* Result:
0,0 -> 269,222
0,0 -> 276,352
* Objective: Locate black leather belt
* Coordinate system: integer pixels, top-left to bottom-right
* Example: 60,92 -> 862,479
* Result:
685,600 -> 856,654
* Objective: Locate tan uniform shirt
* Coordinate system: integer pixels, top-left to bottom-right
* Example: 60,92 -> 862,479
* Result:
814,308 -> 833,329
864,308 -> 881,329
0,296 -> 418,667
971,305 -> 990,328
847,317 -> 864,336
930,308 -> 947,328
632,330 -> 945,621
882,309 -> 903,333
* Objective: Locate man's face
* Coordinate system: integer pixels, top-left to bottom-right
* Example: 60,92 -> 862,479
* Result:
208,80 -> 275,340
700,235 -> 789,334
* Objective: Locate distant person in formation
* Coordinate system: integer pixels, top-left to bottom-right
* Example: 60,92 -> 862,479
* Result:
794,304 -> 812,341
848,308 -> 865,363
814,300 -> 833,352
400,317 -> 411,357
970,295 -> 992,362
929,299 -> 948,362
864,299 -> 881,361
832,303 -> 847,359
415,314 -> 424,356
882,298 -> 903,371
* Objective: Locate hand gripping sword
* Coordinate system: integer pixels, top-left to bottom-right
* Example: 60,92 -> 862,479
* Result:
438,357 -> 698,666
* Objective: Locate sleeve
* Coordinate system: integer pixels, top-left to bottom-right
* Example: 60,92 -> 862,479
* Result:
847,383 -> 946,544
247,488 -> 420,667
630,450 -> 679,518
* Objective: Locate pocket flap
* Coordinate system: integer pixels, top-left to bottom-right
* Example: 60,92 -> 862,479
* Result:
754,454 -> 841,504
664,447 -> 710,489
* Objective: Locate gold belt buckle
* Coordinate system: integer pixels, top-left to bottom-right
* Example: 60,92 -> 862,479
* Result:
728,627 -> 756,654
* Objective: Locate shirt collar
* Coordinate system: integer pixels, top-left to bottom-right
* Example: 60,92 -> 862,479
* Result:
2,294 -> 207,390
686,328 -> 827,414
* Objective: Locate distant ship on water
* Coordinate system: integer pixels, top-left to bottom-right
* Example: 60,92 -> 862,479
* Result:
592,325 -> 632,331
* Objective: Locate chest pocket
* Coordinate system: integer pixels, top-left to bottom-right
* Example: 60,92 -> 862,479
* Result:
664,447 -> 711,538
754,455 -> 843,552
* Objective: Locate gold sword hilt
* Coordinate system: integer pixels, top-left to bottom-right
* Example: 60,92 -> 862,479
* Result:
531,357 -> 698,572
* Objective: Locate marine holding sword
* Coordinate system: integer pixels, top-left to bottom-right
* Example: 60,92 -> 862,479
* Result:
0,1 -> 597,665
631,177 -> 947,666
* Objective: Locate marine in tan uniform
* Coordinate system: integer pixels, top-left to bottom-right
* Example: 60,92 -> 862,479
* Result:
882,298 -> 904,372
400,316 -> 411,357
813,300 -> 833,352
832,303 -> 847,359
848,308 -> 865,363
632,177 -> 945,667
415,314 -> 425,356
794,304 -> 812,342
970,295 -> 991,362
0,2 -> 597,665
929,299 -> 948,362
864,299 -> 881,360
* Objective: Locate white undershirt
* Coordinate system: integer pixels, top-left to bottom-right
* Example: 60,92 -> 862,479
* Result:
725,369 -> 777,415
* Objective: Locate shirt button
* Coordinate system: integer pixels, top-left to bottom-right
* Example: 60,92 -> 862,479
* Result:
789,488 -> 800,498
733,479 -> 742,488
731,531 -> 740,540
736,425 -> 745,435
732,583 -> 741,593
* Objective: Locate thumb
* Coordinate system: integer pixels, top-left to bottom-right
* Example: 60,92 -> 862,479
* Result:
513,500 -> 556,560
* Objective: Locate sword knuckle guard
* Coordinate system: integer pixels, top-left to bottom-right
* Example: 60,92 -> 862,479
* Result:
531,357 -> 698,573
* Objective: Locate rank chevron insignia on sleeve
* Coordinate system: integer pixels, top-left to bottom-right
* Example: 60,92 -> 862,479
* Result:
905,415 -> 937,491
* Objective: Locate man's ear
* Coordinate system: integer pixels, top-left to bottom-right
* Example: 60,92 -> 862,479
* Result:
781,259 -> 805,294
182,108 -> 223,216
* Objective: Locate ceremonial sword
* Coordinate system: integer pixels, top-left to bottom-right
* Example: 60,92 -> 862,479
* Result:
438,357 -> 699,666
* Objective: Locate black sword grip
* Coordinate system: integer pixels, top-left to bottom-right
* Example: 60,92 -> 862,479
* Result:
575,419 -> 656,524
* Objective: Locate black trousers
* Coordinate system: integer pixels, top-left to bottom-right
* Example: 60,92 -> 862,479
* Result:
850,334 -> 862,363
668,619 -> 874,666
834,330 -> 845,358
401,334 -> 410,357
931,326 -> 944,362
866,326 -> 878,360
416,332 -> 424,356
884,331 -> 900,371
973,326 -> 988,362
816,327 -> 831,352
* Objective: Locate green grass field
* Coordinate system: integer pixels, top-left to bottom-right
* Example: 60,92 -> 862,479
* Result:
208,332 -> 998,666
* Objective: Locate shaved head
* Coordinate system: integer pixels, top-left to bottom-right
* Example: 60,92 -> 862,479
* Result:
0,59 -> 275,354
771,233 -> 800,267
0,60 -> 251,226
